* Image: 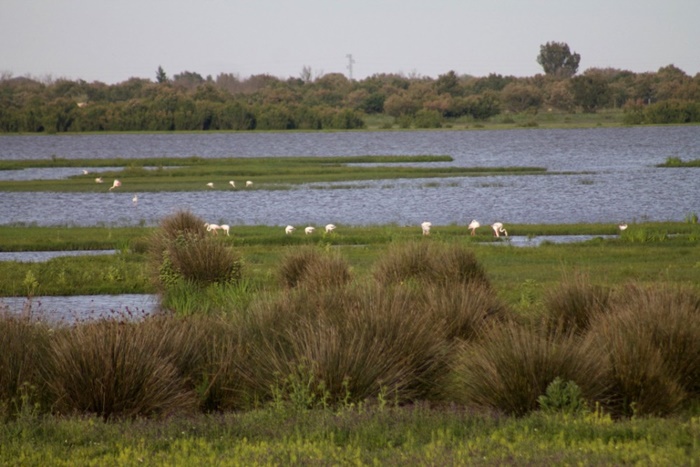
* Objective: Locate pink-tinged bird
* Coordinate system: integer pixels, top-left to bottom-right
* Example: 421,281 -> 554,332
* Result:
421,221 -> 432,235
491,222 -> 508,237
109,180 -> 121,191
468,219 -> 480,236
205,223 -> 221,235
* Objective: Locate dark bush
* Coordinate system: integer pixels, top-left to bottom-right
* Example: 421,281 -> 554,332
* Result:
373,241 -> 490,289
43,318 -> 199,419
278,246 -> 351,290
542,274 -> 611,335
448,321 -> 609,416
589,284 -> 700,416
0,313 -> 51,418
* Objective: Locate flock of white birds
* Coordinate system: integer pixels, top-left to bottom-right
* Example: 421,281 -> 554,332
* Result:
89,170 -> 627,239
423,220 -> 508,237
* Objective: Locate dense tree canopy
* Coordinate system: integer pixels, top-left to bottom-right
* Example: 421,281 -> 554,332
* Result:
1,57 -> 699,132
537,42 -> 581,78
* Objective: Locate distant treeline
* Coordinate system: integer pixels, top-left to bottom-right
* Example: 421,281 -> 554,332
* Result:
1,64 -> 699,133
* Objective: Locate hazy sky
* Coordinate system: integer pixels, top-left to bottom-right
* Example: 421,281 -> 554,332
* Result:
2,0 -> 698,84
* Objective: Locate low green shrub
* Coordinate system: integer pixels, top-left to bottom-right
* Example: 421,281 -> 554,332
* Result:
538,377 -> 588,415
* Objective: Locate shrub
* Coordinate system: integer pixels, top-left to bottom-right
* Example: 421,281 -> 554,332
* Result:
149,210 -> 242,290
419,282 -> 508,342
373,241 -> 490,289
538,377 -> 588,415
169,234 -> 242,285
0,313 -> 51,418
233,283 -> 448,408
278,246 -> 351,290
448,321 -> 609,416
588,284 -> 700,416
43,318 -> 199,419
542,274 -> 611,335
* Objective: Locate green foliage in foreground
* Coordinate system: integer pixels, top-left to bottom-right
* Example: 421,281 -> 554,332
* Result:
1,406 -> 698,465
0,155 -> 550,192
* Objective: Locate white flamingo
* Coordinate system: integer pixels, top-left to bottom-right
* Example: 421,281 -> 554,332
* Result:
421,221 -> 432,236
220,224 -> 230,236
132,194 -> 138,206
205,223 -> 221,235
95,177 -> 103,183
246,181 -> 253,187
305,226 -> 315,235
109,180 -> 121,191
206,182 -> 214,188
285,225 -> 295,235
82,169 -> 89,175
618,223 -> 628,232
468,219 -> 480,236
491,222 -> 508,237
229,181 -> 236,188
325,224 -> 336,233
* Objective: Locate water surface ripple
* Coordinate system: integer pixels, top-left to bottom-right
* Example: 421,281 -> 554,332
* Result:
2,127 -> 699,226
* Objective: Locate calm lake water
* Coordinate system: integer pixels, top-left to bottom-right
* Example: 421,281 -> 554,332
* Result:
1,127 -> 699,227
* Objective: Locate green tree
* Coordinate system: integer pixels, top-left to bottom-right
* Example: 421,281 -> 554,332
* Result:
156,66 -> 168,84
537,42 -> 581,78
570,72 -> 610,112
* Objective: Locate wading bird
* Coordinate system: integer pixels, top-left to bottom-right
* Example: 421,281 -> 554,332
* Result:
468,219 -> 480,236
305,226 -> 315,235
95,177 -> 103,184
491,222 -> 508,237
618,223 -> 628,232
82,169 -> 89,175
205,223 -> 221,235
229,181 -> 236,188
325,224 -> 336,234
246,181 -> 253,187
206,182 -> 214,188
109,180 -> 121,191
220,224 -> 230,236
132,194 -> 138,206
421,221 -> 432,235
285,225 -> 295,235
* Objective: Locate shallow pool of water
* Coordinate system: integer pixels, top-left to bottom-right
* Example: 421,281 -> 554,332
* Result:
0,294 -> 159,324
0,250 -> 116,262
486,234 -> 617,247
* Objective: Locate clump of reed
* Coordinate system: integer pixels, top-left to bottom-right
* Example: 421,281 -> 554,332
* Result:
278,246 -> 351,290
230,286 -> 432,408
541,273 -> 611,335
42,317 -> 200,419
447,321 -> 610,416
372,241 -> 490,288
148,210 -> 242,292
0,313 -> 51,419
588,284 -> 700,416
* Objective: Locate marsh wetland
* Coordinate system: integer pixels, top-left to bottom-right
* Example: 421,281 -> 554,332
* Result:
1,127 -> 699,464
